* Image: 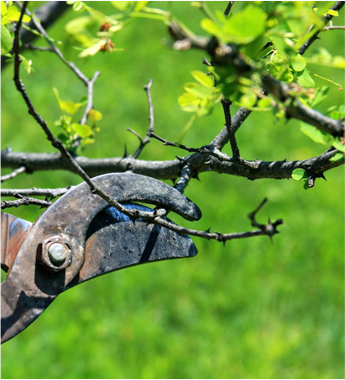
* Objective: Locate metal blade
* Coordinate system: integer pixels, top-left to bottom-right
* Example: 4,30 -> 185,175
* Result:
1,213 -> 32,273
67,204 -> 197,288
1,173 -> 201,343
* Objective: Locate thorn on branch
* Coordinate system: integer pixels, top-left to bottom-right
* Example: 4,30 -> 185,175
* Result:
248,198 -> 283,241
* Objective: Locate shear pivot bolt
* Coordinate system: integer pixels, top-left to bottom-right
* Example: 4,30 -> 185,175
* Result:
48,242 -> 68,265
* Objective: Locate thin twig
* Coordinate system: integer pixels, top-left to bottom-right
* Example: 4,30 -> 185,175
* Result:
221,99 -> 240,159
224,1 -> 234,16
22,44 -> 55,52
80,71 -> 101,125
321,25 -> 345,31
1,187 -> 74,197
16,1 -> 89,85
1,166 -> 26,183
1,196 -> 52,209
248,198 -> 283,242
154,197 -> 282,243
131,79 -> 155,159
148,132 -> 200,153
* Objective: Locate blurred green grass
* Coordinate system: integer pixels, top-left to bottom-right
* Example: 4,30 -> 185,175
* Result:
1,2 -> 344,378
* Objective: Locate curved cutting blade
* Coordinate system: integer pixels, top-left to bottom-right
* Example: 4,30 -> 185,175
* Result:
67,203 -> 197,289
1,173 -> 201,343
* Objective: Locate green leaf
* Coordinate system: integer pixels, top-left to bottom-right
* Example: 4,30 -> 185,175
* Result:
257,97 -> 272,109
191,71 -> 214,88
79,39 -> 105,57
237,91 -> 257,108
65,16 -> 91,35
61,101 -> 80,115
329,151 -> 344,162
184,82 -> 215,99
134,1 -> 150,12
19,55 -> 33,74
300,123 -> 333,145
291,168 -> 308,181
223,5 -> 266,44
296,69 -> 315,88
1,1 -> 7,16
327,9 -> 338,17
1,25 -> 12,54
111,1 -> 132,11
309,86 -> 329,107
81,137 -> 95,145
71,123 -> 93,138
178,92 -> 199,108
291,54 -> 306,72
88,109 -> 103,122
2,5 -> 30,24
333,138 -> 345,152
201,5 -> 266,44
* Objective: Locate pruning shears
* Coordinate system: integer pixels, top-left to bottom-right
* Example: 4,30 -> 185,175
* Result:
1,173 -> 201,344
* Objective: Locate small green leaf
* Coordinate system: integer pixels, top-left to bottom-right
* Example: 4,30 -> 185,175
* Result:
327,9 -> 338,16
19,55 -> 33,74
88,109 -> 103,122
300,122 -> 333,145
237,91 -> 257,108
1,1 -> 7,16
184,82 -> 215,99
296,69 -> 315,88
291,54 -> 306,72
191,70 -> 214,88
4,5 -> 30,23
178,92 -> 199,108
223,5 -> 267,44
309,86 -> 329,107
61,101 -> 79,115
65,16 -> 91,35
202,5 -> 266,44
134,1 -> 150,12
81,137 -> 95,145
329,151 -> 344,162
111,1 -> 132,11
333,138 -> 345,152
71,123 -> 93,138
258,97 -> 272,108
79,39 -> 106,57
292,168 -> 308,181
1,25 -> 12,54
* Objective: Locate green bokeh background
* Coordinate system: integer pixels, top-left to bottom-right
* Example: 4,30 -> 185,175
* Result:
1,2 -> 344,378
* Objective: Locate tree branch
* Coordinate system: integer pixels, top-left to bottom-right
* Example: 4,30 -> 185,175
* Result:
298,1 -> 345,55
2,148 -> 343,181
130,79 -> 155,159
1,1 -> 70,70
1,196 -> 52,209
1,187 -> 74,198
261,75 -> 345,137
1,166 -> 26,183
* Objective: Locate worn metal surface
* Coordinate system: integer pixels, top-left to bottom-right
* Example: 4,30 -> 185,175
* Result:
1,213 -> 32,273
1,173 -> 201,343
68,204 -> 197,289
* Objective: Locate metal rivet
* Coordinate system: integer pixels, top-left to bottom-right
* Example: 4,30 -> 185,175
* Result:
48,243 -> 68,266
